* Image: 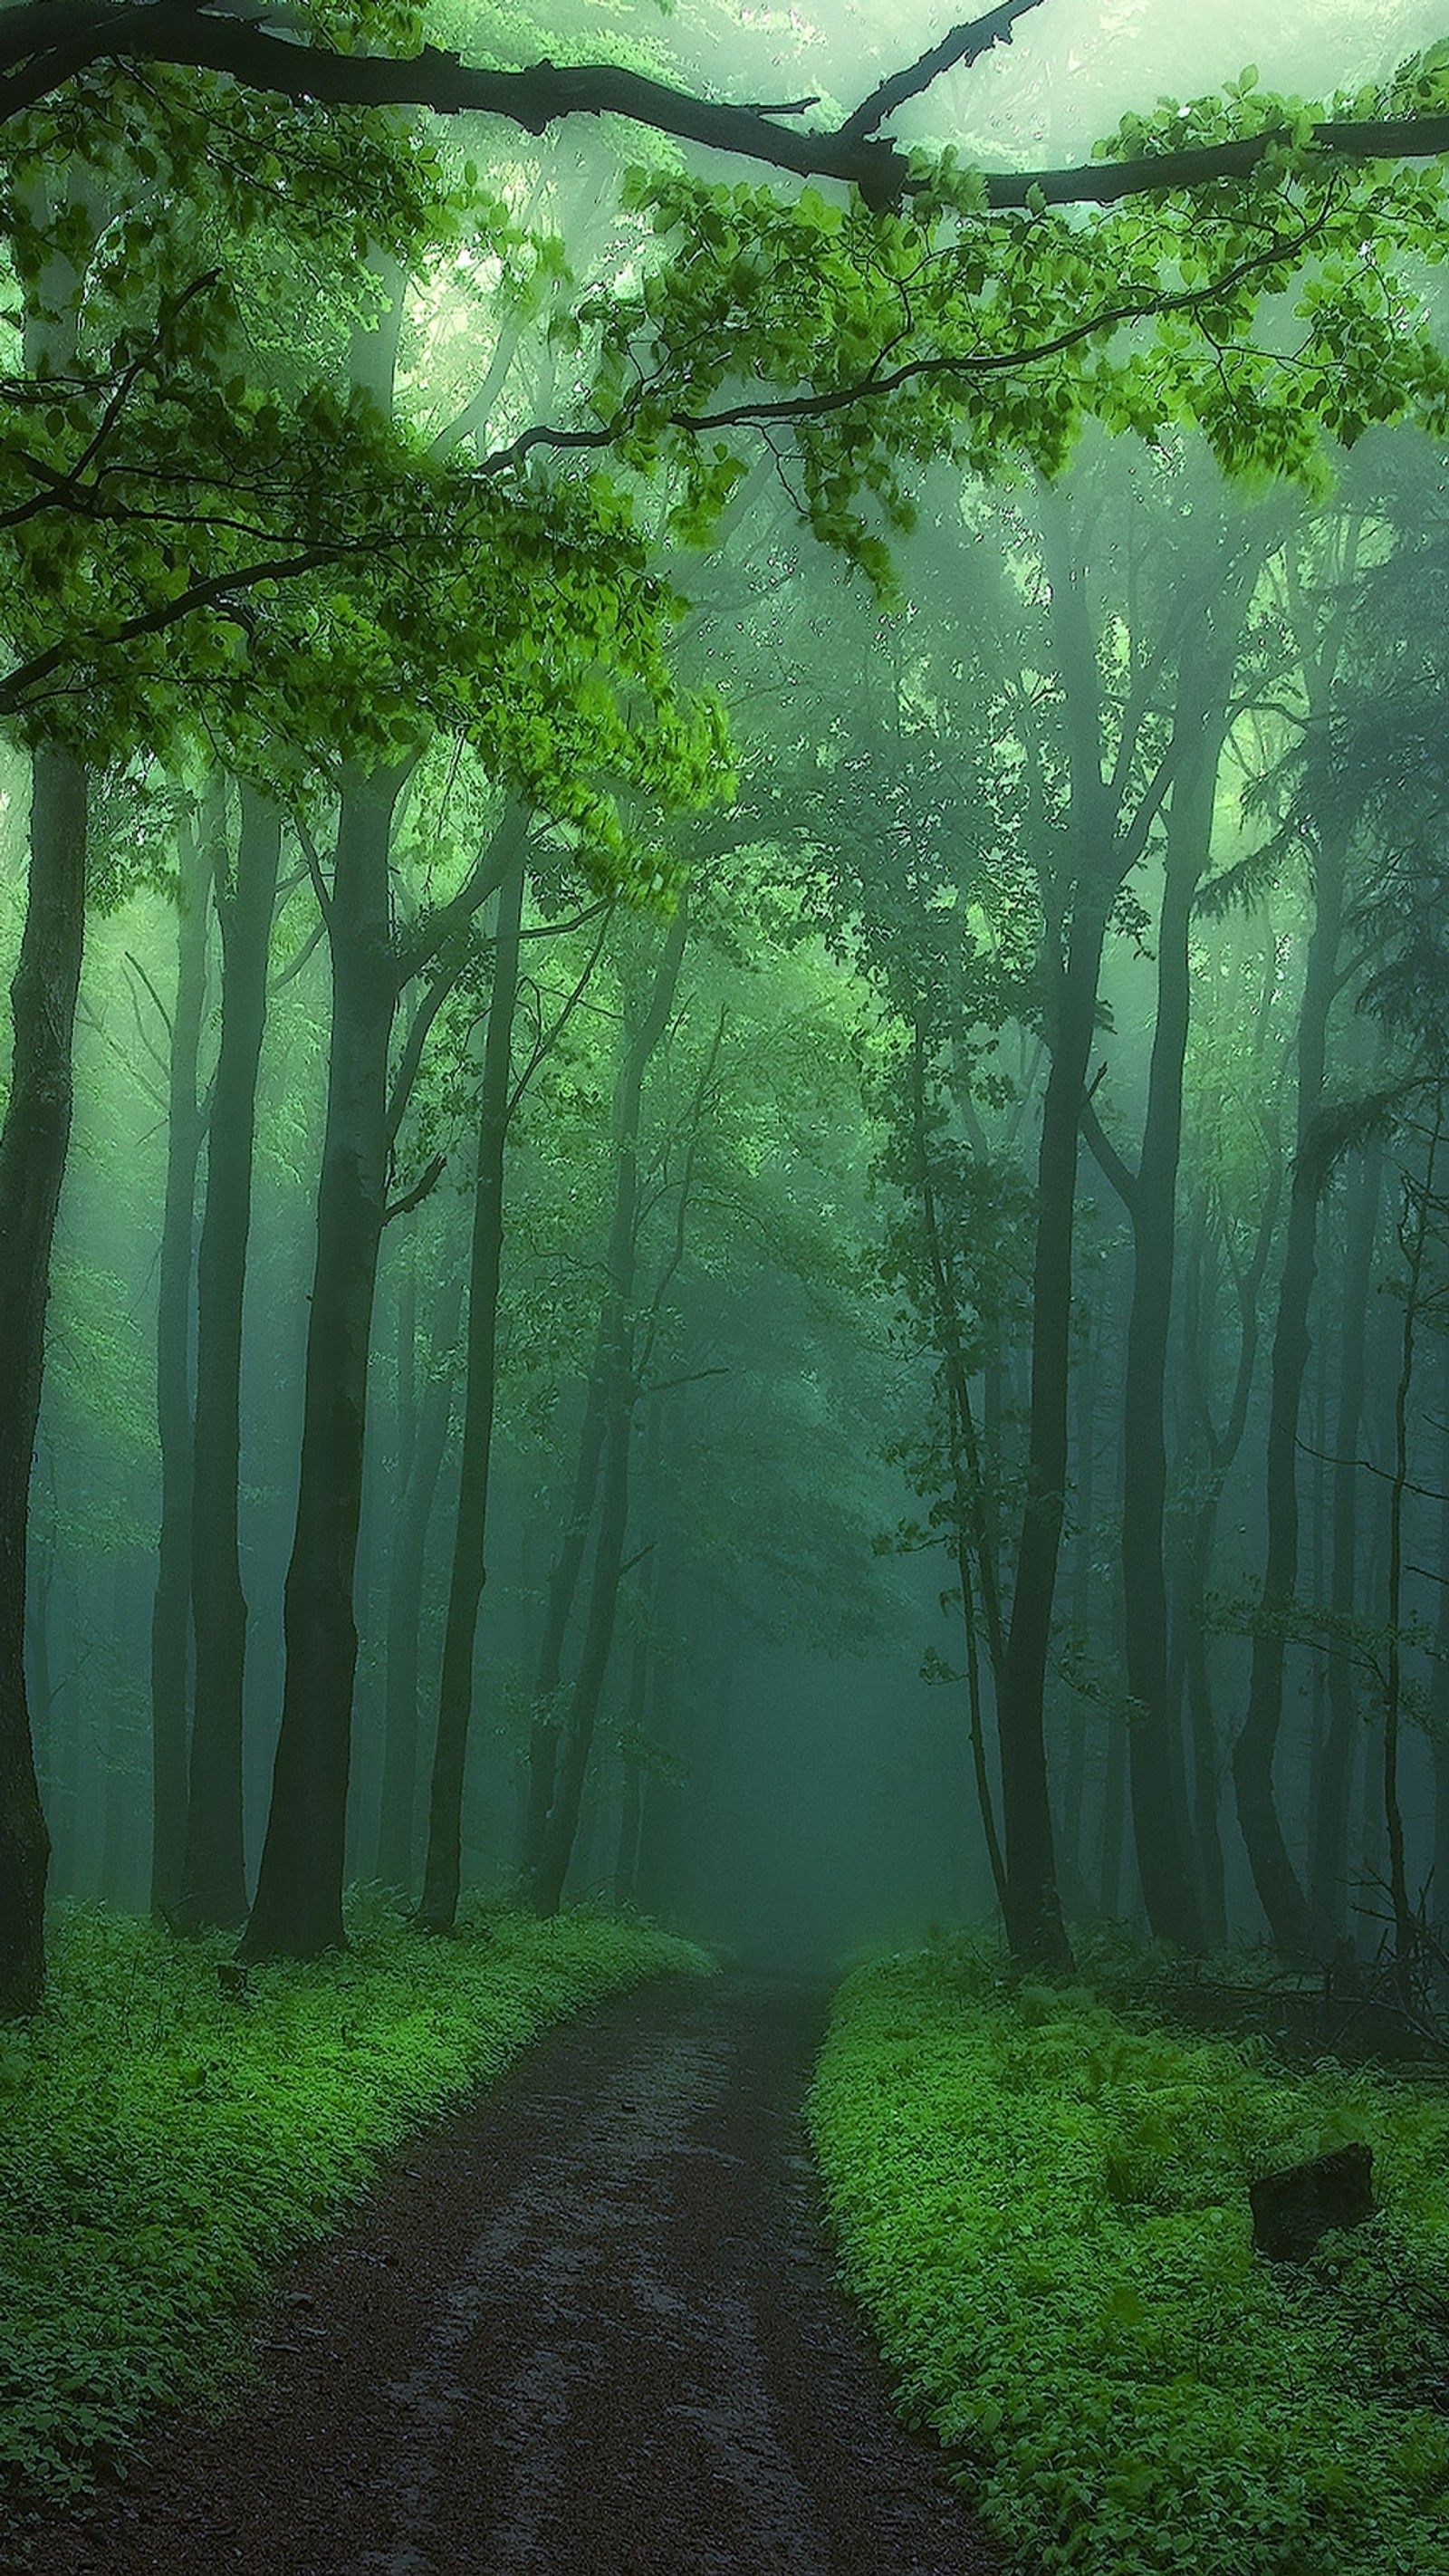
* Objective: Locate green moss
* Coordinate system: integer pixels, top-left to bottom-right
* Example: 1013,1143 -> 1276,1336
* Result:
0,1898 -> 711,2513
809,1946 -> 1449,2576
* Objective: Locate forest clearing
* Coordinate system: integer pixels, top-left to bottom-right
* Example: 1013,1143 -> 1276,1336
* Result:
12,0 -> 1449,2564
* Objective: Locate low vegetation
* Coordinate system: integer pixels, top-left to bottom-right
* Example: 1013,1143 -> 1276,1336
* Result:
809,1941 -> 1449,2576
0,1898 -> 709,2515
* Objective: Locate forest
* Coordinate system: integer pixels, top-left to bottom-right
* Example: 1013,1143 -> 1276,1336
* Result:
8,0 -> 1449,2570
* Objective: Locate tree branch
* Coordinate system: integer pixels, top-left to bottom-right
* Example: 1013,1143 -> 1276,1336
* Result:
839,1 -> 1045,141
383,1149 -> 446,1225
1080,1087 -> 1138,1211
0,5 -> 1447,215
476,203 -> 1339,476
395,798 -> 530,985
0,542 -> 344,714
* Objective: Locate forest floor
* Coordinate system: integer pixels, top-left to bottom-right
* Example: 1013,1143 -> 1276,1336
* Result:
13,1973 -> 1007,2576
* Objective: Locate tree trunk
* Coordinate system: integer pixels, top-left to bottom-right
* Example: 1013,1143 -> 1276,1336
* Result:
907,1021 -> 1008,1912
0,753 -> 88,2014
179,789 -> 283,1929
1382,1126 -> 1439,1992
522,1364 -> 609,1875
998,906 -> 1101,1972
419,853 -> 525,1931
1232,823 -> 1348,1960
1116,697 -> 1233,1949
149,809 -> 213,1920
242,766 -> 403,1960
1433,1348 -> 1449,1952
532,1405 -> 634,1917
1310,1141 -> 1381,1946
529,909 -> 686,1914
374,1270 -> 459,1891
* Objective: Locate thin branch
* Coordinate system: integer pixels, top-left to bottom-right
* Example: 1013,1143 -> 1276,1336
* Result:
383,1149 -> 446,1225
386,926 -> 471,1146
123,947 -> 173,1047
395,800 -> 528,984
268,907 -> 327,993
0,542 -> 344,715
506,901 -> 615,1122
1296,1434 -> 1449,1506
642,1364 -> 729,1398
478,205 -> 1339,475
292,809 -> 334,931
840,0 -> 1045,141
1080,1089 -> 1138,1210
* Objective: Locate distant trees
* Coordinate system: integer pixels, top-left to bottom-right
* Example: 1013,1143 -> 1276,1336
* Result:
16,5 -> 1449,2013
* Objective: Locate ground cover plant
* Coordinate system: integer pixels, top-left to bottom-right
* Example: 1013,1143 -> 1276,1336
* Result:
0,1898 -> 710,2517
809,1940 -> 1449,2576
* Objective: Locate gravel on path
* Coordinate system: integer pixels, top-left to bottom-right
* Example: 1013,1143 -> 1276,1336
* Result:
14,1973 -> 1010,2576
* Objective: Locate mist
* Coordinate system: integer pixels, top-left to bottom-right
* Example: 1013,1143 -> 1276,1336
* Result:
8,5 -> 1449,2568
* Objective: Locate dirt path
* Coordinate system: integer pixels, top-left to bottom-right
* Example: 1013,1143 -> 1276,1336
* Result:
17,1974 -> 1007,2576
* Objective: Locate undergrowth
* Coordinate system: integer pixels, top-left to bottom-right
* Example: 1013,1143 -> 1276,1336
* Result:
0,1894 -> 710,2521
809,1938 -> 1449,2576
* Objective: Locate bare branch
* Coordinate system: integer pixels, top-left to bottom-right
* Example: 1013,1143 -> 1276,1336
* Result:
1080,1089 -> 1138,1211
383,1149 -> 446,1225
840,0 -> 1045,142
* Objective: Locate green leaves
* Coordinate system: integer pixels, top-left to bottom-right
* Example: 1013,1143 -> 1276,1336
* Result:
811,1951 -> 1449,2576
0,1902 -> 710,2514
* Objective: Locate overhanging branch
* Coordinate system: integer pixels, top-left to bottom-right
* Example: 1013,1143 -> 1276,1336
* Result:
476,199 -> 1338,473
0,4 -> 1447,214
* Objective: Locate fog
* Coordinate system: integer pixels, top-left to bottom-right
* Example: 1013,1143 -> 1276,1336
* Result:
5,0 -> 1449,1998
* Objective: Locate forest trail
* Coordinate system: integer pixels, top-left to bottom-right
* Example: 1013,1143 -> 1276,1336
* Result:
23,1973 -> 1006,2576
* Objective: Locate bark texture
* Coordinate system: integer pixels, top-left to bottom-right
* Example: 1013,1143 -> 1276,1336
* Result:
180,789 -> 281,1930
0,754 -> 88,2014
419,853 -> 524,1931
242,768 -> 401,1960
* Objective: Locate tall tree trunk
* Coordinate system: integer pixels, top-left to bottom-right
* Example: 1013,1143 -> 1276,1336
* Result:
1382,1124 -> 1440,1992
522,1366 -> 609,1873
1057,1318 -> 1099,1918
374,1269 -> 459,1891
529,909 -> 686,1915
149,811 -> 213,1920
419,854 -> 525,1931
1310,1141 -> 1381,1946
1232,822 -> 1348,1959
1176,1124 -> 1282,1946
0,190 -> 91,2009
995,486 -> 1175,1974
1116,710 -> 1231,1949
614,1607 -> 651,1909
532,1406 -> 634,1917
180,789 -> 283,1929
1433,1343 -> 1449,1953
1180,1514 -> 1228,1942
998,899 -> 1099,1972
907,1021 -> 1008,1911
0,754 -> 88,2013
242,765 -> 403,1960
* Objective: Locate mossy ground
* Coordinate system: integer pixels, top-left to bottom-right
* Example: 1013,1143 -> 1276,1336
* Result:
809,1939 -> 1449,2576
0,1895 -> 710,2514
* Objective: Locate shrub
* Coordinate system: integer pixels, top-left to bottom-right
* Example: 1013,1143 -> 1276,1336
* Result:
0,1898 -> 710,2514
809,1948 -> 1449,2576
